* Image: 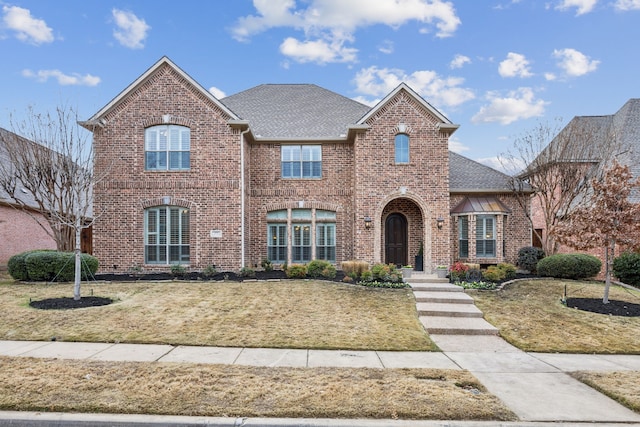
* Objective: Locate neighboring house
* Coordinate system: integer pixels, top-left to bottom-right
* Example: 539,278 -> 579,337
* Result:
530,98 -> 640,256
81,57 -> 531,274
0,129 -> 57,267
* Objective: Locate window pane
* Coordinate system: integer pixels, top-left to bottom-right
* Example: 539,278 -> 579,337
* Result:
316,210 -> 336,220
169,128 -> 180,151
395,134 -> 409,163
267,210 -> 287,220
292,209 -> 312,220
302,161 -> 311,177
181,129 -> 190,150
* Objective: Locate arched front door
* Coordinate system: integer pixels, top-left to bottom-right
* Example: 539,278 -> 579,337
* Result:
385,213 -> 407,266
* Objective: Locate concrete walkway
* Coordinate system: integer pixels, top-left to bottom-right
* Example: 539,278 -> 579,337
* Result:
1,276 -> 640,425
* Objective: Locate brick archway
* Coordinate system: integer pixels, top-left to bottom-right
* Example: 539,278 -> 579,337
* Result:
380,197 -> 426,267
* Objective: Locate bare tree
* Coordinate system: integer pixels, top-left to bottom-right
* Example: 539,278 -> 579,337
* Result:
500,118 -> 621,256
554,161 -> 640,303
0,106 -> 98,300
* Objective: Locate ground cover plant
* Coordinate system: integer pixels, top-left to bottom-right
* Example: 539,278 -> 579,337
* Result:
471,279 -> 640,353
0,279 -> 435,351
0,357 -> 515,420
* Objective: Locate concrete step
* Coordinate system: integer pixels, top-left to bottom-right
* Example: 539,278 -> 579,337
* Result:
416,302 -> 484,318
407,277 -> 449,284
410,282 -> 463,292
413,291 -> 474,304
420,316 -> 499,335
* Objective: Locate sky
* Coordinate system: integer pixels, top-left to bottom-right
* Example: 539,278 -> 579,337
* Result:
1,0 -> 640,170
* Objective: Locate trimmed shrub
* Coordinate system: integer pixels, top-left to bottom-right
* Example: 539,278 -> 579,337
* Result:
613,251 -> 640,288
360,270 -> 373,282
261,258 -> 273,272
286,264 -> 307,279
171,264 -> 187,277
321,264 -> 337,279
537,253 -> 601,280
482,266 -> 506,282
23,251 -> 99,282
497,263 -> 517,280
7,250 -> 47,280
202,265 -> 217,278
517,246 -> 545,273
307,260 -> 332,278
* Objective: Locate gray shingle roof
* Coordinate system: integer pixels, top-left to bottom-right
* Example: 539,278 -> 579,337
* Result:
449,151 -> 524,192
221,84 -> 371,139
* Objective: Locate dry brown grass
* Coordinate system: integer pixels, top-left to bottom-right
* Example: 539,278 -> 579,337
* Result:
0,279 -> 435,351
472,279 -> 640,353
571,371 -> 640,413
0,356 -> 516,420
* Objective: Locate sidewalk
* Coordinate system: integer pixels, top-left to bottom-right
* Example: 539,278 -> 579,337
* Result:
2,338 -> 640,425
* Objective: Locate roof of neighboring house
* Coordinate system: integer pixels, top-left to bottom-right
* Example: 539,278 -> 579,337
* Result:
538,98 -> 640,203
449,151 -> 526,193
0,128 -> 40,210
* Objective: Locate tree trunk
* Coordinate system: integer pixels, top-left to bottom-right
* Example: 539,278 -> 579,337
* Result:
603,240 -> 614,304
73,216 -> 82,301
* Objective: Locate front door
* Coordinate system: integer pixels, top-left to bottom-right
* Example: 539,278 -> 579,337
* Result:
385,213 -> 407,266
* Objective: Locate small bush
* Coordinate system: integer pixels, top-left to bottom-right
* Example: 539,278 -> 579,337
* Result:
307,260 -> 332,278
613,251 -> 640,287
202,265 -> 217,278
170,264 -> 187,277
360,270 -> 373,282
449,262 -> 469,282
321,264 -> 337,279
286,264 -> 307,279
370,263 -> 402,282
23,251 -> 98,282
342,276 -> 353,283
517,246 -> 545,273
497,263 -> 517,280
537,253 -> 601,279
239,267 -> 256,278
341,260 -> 369,279
261,258 -> 273,272
7,250 -> 45,280
482,266 -> 506,282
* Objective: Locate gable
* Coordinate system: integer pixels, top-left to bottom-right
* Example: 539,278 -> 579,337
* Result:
81,56 -> 238,129
358,83 -> 459,135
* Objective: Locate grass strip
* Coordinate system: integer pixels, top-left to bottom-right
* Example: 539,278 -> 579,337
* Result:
0,356 -> 516,420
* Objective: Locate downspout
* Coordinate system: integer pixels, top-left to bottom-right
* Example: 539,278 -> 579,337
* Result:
240,128 -> 250,268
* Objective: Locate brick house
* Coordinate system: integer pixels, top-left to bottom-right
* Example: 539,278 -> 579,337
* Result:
81,57 -> 531,274
0,128 -> 76,267
530,98 -> 640,261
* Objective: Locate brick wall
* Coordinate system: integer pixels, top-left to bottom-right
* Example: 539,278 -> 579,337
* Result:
353,90 -> 451,270
92,63 -> 242,273
0,204 -> 57,267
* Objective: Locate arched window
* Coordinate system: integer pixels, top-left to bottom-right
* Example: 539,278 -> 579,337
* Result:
145,125 -> 190,170
145,206 -> 190,264
395,133 -> 409,164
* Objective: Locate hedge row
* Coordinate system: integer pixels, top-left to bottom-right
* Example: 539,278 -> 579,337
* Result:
537,253 -> 601,280
8,250 -> 99,282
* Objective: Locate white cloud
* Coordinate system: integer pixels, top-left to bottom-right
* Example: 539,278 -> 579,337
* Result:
378,40 -> 394,54
544,72 -> 557,81
615,0 -> 640,10
498,52 -> 533,78
472,88 -> 547,125
208,86 -> 226,99
2,5 -> 54,45
22,69 -> 101,86
450,54 -> 471,69
448,135 -> 469,153
232,0 -> 461,63
555,0 -> 598,15
553,48 -> 599,77
353,66 -> 475,109
280,36 -> 357,63
112,9 -> 150,49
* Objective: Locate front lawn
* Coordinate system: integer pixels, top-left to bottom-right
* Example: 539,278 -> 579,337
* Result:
472,279 -> 640,354
0,279 -> 436,351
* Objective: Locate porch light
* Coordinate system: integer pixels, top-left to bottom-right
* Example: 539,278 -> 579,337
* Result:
364,216 -> 372,230
436,217 -> 445,229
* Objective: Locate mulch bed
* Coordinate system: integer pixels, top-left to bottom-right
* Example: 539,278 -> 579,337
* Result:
29,296 -> 113,310
565,298 -> 640,317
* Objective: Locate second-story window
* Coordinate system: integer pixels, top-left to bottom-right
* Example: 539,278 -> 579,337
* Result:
395,133 -> 409,164
145,125 -> 190,171
281,145 -> 322,178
